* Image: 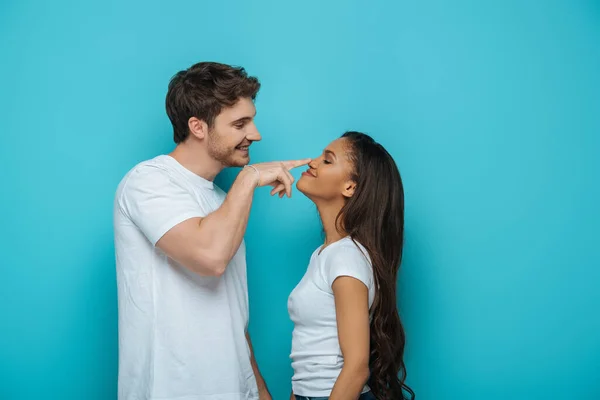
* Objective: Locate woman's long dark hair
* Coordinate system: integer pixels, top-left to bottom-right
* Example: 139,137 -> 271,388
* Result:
336,131 -> 414,400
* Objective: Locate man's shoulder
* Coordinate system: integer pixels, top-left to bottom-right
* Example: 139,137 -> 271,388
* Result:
115,155 -> 173,199
131,154 -> 173,175
213,183 -> 227,197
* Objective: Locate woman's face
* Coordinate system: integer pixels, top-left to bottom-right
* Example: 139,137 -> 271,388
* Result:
296,138 -> 357,202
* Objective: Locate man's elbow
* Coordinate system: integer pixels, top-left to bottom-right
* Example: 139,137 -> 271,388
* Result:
209,259 -> 228,277
189,251 -> 229,277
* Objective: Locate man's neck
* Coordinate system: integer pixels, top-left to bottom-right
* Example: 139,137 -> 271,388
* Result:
169,143 -> 223,181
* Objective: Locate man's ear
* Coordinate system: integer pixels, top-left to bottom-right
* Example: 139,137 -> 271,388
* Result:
342,180 -> 357,198
188,117 -> 209,140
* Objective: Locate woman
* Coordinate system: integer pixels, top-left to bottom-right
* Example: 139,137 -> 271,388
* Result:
287,132 -> 414,400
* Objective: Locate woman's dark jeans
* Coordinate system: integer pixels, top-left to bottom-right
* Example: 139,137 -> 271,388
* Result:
294,391 -> 377,400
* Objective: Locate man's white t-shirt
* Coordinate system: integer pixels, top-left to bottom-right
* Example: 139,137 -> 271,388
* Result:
287,237 -> 375,397
113,155 -> 258,400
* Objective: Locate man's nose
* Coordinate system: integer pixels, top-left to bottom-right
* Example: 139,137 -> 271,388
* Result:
246,123 -> 261,142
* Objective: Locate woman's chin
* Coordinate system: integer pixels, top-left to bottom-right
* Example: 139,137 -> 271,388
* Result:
295,180 -> 310,197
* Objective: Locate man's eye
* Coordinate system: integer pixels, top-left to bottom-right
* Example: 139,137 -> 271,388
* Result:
323,160 -> 332,164
234,123 -> 245,129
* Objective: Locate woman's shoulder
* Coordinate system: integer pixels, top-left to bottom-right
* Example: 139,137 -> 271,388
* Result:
329,237 -> 371,263
317,237 -> 373,279
317,237 -> 374,290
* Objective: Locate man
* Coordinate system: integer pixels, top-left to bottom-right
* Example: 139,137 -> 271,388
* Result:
113,61 -> 310,400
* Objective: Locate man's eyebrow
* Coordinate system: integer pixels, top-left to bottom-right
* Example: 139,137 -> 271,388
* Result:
231,111 -> 257,124
231,116 -> 252,124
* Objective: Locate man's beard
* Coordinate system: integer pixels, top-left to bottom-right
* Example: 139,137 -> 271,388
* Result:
207,135 -> 249,167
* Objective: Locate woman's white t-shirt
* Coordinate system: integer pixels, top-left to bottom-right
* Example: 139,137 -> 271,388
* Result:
288,237 -> 375,397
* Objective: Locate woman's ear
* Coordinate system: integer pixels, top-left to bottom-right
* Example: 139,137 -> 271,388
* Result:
342,180 -> 357,198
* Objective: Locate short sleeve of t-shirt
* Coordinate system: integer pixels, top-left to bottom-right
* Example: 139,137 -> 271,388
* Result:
118,165 -> 204,246
322,243 -> 373,290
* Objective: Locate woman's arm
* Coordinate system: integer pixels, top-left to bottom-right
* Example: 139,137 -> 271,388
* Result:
329,276 -> 371,400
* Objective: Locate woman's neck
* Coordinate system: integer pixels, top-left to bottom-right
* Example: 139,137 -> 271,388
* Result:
316,199 -> 348,248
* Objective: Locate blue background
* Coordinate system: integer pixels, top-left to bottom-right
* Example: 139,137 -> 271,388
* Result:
1,0 -> 599,399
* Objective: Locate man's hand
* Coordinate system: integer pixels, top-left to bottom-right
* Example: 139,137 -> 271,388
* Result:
246,332 -> 272,400
243,159 -> 311,198
259,387 -> 272,400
